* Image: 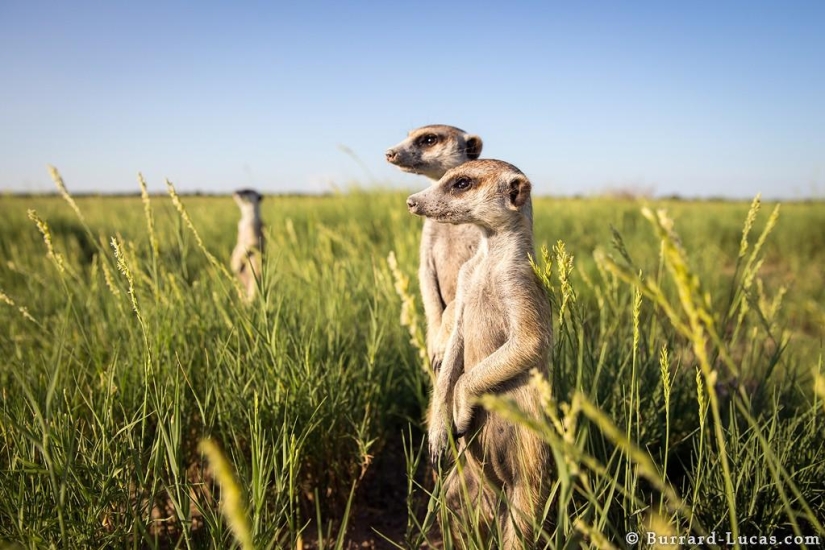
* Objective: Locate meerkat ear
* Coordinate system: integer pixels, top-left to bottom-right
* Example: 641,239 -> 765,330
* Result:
507,177 -> 531,210
465,135 -> 483,160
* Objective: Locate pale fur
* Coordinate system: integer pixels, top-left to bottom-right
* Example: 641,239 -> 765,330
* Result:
386,125 -> 483,369
407,160 -> 552,549
230,189 -> 264,302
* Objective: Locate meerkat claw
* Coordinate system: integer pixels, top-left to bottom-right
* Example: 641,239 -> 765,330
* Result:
429,440 -> 446,468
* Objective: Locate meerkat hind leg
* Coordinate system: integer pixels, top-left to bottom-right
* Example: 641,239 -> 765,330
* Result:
443,451 -> 498,548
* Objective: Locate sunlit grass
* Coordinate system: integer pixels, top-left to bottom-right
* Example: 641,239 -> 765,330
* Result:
1,176 -> 823,548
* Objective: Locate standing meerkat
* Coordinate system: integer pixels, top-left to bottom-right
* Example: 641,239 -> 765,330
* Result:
230,189 -> 264,302
407,160 -> 552,548
386,125 -> 483,369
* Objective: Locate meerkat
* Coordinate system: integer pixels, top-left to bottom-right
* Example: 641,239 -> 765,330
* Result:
230,189 -> 264,302
406,160 -> 552,548
386,124 -> 483,370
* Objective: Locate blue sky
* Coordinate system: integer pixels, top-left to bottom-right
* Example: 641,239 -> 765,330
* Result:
1,1 -> 823,198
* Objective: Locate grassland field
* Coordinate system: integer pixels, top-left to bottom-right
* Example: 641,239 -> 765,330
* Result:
1,185 -> 824,548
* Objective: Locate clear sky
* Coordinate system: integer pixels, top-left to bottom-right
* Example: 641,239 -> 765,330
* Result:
1,1 -> 823,198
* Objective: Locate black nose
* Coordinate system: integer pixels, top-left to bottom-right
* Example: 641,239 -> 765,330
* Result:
386,149 -> 397,162
406,197 -> 418,210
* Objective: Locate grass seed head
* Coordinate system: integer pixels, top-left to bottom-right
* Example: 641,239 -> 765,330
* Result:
199,438 -> 254,550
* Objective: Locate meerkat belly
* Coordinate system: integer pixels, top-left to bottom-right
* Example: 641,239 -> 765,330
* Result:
470,371 -> 542,487
232,221 -> 263,276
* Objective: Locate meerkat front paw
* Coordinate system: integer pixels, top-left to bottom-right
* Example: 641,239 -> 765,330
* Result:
427,329 -> 444,373
430,326 -> 452,373
428,350 -> 444,372
452,376 -> 475,437
428,402 -> 453,466
428,304 -> 455,372
428,421 -> 449,467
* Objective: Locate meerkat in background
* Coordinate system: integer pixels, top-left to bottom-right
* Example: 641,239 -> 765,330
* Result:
386,125 -> 483,370
407,160 -> 552,548
230,189 -> 264,302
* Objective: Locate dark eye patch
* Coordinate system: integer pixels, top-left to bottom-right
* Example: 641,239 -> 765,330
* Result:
417,134 -> 439,147
452,177 -> 472,191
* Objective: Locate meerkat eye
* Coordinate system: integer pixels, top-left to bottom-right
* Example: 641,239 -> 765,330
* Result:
418,134 -> 439,147
452,177 -> 472,191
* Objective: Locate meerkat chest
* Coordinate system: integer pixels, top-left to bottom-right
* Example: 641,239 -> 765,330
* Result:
461,265 -> 508,368
236,219 -> 263,248
426,221 -> 480,304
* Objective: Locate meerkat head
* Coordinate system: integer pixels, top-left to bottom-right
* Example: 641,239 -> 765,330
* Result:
385,125 -> 483,181
406,159 -> 532,229
232,189 -> 264,209
233,189 -> 263,214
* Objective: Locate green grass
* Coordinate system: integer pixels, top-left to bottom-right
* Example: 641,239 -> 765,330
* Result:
1,179 -> 824,548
